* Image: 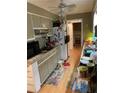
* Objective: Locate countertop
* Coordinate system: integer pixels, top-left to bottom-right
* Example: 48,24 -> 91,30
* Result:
27,45 -> 59,67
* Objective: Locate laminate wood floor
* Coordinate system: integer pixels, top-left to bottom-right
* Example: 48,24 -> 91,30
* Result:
38,46 -> 82,93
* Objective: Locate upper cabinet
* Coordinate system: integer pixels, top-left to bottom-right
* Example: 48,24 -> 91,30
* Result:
27,14 -> 35,39
31,14 -> 52,29
27,12 -> 54,40
32,15 -> 41,27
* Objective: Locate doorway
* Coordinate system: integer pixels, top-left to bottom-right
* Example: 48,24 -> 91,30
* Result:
73,22 -> 81,46
67,19 -> 83,56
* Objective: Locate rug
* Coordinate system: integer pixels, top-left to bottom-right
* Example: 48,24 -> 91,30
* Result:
45,67 -> 64,86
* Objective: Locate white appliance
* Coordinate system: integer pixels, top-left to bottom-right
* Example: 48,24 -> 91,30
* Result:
53,27 -> 68,60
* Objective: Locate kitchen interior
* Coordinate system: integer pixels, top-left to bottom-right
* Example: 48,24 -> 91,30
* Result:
27,0 -> 97,93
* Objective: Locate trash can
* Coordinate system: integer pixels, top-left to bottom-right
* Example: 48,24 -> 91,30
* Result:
78,66 -> 88,78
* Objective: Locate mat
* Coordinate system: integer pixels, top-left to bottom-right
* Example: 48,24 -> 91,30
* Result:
45,67 -> 64,86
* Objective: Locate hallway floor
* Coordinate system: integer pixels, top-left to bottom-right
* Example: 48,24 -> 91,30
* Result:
38,46 -> 82,93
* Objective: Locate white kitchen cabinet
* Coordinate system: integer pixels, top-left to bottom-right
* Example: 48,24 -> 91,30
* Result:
38,61 -> 49,84
48,51 -> 57,74
27,62 -> 41,93
27,46 -> 60,92
27,14 -> 35,39
32,15 -> 41,28
31,14 -> 52,28
38,47 -> 59,85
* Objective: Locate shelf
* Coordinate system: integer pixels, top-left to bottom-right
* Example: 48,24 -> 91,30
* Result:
33,27 -> 49,30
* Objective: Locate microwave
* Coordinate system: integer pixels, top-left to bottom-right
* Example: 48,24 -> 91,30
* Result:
27,40 -> 41,59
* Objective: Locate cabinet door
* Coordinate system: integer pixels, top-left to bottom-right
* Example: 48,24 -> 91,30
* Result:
32,62 -> 41,92
38,61 -> 49,85
41,18 -> 50,28
48,54 -> 55,74
32,15 -> 40,27
47,51 -> 58,75
27,14 -> 34,39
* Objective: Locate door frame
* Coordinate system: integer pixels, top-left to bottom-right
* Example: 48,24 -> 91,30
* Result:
67,19 -> 83,48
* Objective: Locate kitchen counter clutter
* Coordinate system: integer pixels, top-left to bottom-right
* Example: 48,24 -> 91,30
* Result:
79,41 -> 97,77
71,41 -> 97,93
80,41 -> 97,66
27,46 -> 60,93
81,41 -> 97,92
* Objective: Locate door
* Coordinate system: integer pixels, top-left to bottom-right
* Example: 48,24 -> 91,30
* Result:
73,23 -> 81,46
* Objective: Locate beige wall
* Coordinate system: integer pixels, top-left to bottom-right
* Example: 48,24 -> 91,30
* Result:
66,12 -> 93,41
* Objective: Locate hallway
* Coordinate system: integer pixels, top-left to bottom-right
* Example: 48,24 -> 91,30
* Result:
38,46 -> 82,93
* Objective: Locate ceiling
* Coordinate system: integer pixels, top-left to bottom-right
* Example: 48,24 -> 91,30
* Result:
27,0 -> 95,15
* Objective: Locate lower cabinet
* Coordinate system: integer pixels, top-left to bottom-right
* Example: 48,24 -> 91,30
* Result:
48,51 -> 58,74
38,61 -> 49,84
38,47 -> 59,85
27,46 -> 59,93
27,62 -> 41,93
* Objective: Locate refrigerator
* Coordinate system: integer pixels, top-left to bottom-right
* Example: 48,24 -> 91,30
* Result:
53,27 -> 68,61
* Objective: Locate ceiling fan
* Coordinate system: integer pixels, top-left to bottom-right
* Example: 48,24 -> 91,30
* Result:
58,0 -> 76,8
50,0 -> 76,17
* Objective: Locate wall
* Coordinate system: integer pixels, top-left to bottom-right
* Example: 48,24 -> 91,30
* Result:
66,12 -> 93,41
